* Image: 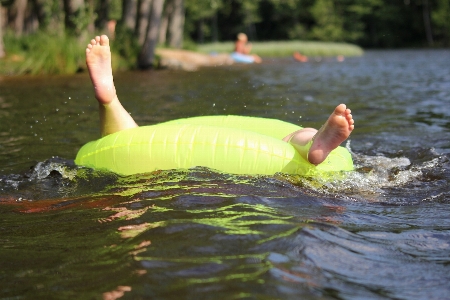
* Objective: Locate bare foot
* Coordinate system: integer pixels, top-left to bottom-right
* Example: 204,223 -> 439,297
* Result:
86,35 -> 116,105
308,104 -> 354,165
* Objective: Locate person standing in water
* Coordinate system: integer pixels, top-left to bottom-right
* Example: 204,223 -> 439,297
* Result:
85,35 -> 354,166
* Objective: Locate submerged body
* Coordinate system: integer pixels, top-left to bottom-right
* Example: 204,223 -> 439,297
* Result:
79,35 -> 354,176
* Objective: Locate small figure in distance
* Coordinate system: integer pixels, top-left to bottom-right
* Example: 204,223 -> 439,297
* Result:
232,33 -> 262,64
85,35 -> 354,166
293,51 -> 308,62
234,33 -> 252,55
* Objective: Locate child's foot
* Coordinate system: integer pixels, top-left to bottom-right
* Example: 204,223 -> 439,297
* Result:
308,104 -> 354,165
86,35 -> 116,105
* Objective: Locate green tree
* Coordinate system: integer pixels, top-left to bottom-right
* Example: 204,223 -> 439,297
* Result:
63,0 -> 89,37
256,0 -> 314,40
341,0 -> 381,42
185,0 -> 223,43
0,3 -> 4,57
138,0 -> 165,69
219,0 -> 261,40
11,0 -> 27,36
309,0 -> 344,41
432,0 -> 450,45
137,0 -> 151,45
159,0 -> 185,48
122,0 -> 138,31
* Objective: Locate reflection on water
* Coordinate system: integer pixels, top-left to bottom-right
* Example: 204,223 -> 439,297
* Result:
0,50 -> 449,299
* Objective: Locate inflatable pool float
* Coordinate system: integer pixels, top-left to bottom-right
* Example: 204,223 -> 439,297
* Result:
230,52 -> 255,64
75,115 -> 353,176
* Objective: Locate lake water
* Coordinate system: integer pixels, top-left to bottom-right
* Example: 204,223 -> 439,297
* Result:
1,50 -> 449,299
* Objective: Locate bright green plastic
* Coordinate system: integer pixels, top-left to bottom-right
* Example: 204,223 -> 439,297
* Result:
75,115 -> 353,176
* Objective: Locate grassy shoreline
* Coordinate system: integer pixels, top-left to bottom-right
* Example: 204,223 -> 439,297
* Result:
1,33 -> 363,76
197,40 -> 364,57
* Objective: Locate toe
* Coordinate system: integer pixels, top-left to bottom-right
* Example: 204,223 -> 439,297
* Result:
100,35 -> 109,46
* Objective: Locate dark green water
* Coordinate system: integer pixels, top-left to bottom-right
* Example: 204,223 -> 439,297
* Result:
1,50 -> 449,299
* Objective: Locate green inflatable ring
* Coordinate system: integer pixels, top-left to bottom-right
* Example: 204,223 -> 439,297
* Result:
75,115 -> 353,176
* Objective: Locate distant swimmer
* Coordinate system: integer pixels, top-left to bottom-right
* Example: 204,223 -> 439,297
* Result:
293,51 -> 308,62
231,33 -> 262,64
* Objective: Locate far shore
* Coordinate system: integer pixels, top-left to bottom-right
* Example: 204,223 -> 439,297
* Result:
0,37 -> 364,76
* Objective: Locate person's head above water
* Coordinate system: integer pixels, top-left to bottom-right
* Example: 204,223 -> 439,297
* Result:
237,33 -> 248,42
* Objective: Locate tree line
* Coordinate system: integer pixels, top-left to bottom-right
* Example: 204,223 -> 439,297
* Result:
1,0 -> 449,65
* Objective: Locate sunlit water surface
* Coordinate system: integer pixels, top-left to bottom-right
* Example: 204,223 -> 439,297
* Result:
1,50 -> 449,299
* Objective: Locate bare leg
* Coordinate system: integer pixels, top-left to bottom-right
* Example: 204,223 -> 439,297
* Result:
283,104 -> 354,165
86,35 -> 138,136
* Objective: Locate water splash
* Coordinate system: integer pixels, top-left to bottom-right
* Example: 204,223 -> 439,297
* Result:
28,157 -> 78,180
